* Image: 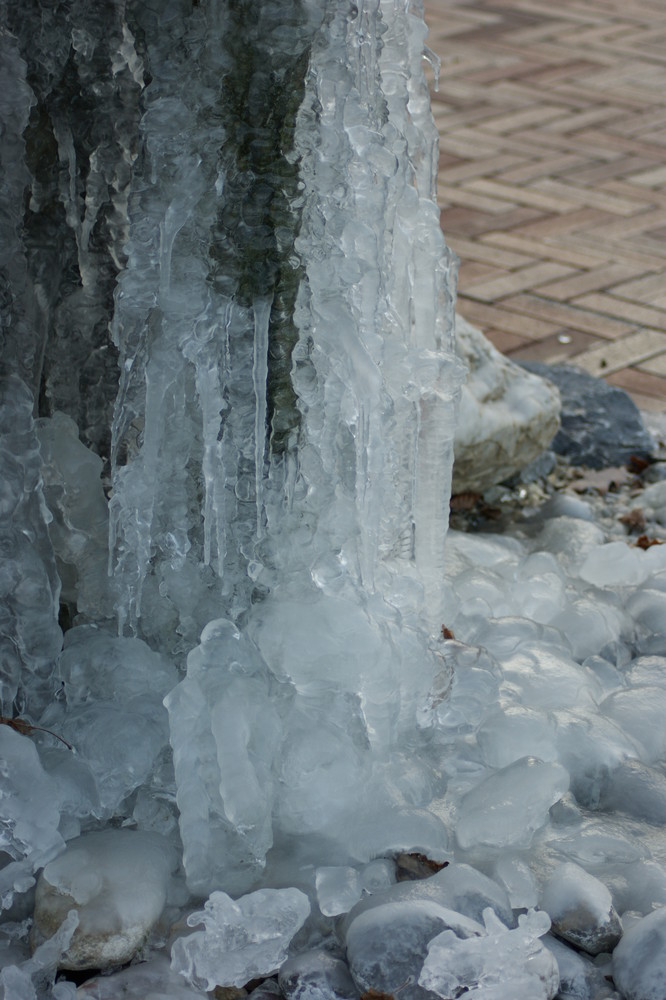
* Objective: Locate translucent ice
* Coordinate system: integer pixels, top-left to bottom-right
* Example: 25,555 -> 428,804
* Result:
541,862 -> 621,955
456,757 -> 569,851
170,888 -> 310,991
419,908 -> 558,1000
612,906 -> 666,1000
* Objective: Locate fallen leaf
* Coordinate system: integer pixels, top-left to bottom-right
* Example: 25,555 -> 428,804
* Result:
635,535 -> 663,550
450,492 -> 482,512
627,455 -> 651,475
0,717 -> 73,750
440,625 -> 455,640
396,852 -> 450,881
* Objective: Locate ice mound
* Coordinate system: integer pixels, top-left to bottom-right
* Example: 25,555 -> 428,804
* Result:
32,830 -> 176,970
170,888 -> 310,991
419,908 -> 558,1000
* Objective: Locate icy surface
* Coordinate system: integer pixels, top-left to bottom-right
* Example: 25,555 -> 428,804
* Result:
419,908 -> 558,1000
170,888 -> 310,991
541,862 -> 622,955
613,907 -> 666,1000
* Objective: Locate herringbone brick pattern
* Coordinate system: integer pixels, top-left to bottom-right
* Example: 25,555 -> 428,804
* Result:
423,0 -> 666,412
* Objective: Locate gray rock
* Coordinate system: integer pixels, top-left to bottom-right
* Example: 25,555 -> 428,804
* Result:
520,363 -> 655,469
453,316 -> 561,494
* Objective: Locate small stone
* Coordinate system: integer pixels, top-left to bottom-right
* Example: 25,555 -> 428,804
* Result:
31,829 -> 175,970
541,862 -> 622,956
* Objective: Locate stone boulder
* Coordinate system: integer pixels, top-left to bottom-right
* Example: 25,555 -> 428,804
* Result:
453,315 -> 561,494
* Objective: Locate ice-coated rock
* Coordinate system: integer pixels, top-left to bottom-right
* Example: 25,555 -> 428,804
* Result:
76,954 -> 207,999
452,315 -> 560,494
541,862 -> 621,955
520,362 -> 655,469
279,949 -> 359,1000
456,757 -> 569,851
599,758 -> 666,824
600,686 -> 666,764
543,934 -> 615,1000
170,888 -> 310,991
32,830 -> 175,970
345,899 -> 483,1000
612,906 -> 666,1000
340,863 -> 514,937
419,908 -> 559,1000
597,860 -> 666,917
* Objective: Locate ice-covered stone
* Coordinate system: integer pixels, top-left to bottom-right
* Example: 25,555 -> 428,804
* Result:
456,758 -> 569,851
345,899 -> 483,1000
599,758 -> 666,824
279,949 -> 359,1000
452,316 -> 560,494
600,686 -> 666,764
76,954 -> 207,999
0,910 -> 78,1000
170,888 -> 310,991
340,863 -> 514,938
612,906 -> 666,1000
541,862 -> 621,955
543,934 -> 615,1000
419,908 -> 558,1000
32,830 -> 175,970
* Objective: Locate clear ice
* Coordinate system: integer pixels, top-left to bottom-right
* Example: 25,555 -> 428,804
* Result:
2,0 -> 666,998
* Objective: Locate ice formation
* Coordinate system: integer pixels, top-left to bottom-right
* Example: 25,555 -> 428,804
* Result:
2,0 -> 666,998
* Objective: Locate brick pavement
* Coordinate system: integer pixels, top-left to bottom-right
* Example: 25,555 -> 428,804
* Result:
423,0 -> 666,413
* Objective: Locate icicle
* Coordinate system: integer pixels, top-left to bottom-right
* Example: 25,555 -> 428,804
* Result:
253,296 -> 272,542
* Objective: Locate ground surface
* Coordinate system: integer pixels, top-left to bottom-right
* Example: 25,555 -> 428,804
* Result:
423,0 -> 666,413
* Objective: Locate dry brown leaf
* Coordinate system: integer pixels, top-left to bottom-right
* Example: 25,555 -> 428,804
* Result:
450,492 -> 482,512
0,717 -> 73,750
440,625 -> 455,640
635,535 -> 663,550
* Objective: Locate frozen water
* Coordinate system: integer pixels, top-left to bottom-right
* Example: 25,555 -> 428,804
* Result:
419,908 -> 558,1000
76,955 -> 208,999
4,0 -> 666,997
170,888 -> 310,991
455,757 -> 569,851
